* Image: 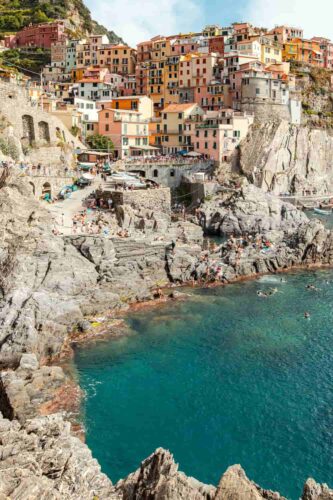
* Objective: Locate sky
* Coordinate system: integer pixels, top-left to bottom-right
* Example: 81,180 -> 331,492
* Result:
85,0 -> 333,47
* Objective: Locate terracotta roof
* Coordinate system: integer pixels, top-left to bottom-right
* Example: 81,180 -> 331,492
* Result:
163,103 -> 197,113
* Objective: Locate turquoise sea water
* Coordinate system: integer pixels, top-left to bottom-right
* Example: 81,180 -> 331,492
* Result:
305,210 -> 333,229
75,270 -> 333,500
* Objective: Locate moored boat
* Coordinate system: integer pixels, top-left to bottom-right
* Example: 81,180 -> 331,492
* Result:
314,207 -> 332,215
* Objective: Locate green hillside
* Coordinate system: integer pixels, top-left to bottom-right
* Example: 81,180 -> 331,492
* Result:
0,0 -> 123,44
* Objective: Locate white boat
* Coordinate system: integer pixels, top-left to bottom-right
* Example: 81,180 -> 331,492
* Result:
314,208 -> 332,216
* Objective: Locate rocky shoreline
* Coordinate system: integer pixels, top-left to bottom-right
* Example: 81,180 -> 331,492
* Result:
1,171 -> 333,498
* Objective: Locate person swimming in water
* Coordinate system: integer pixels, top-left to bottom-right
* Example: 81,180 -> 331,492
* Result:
304,311 -> 311,319
257,290 -> 268,298
306,284 -> 320,291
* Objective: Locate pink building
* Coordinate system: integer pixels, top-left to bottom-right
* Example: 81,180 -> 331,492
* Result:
312,37 -> 333,69
179,53 -> 218,89
119,75 -> 137,96
194,82 -> 224,111
184,109 -> 254,163
5,21 -> 66,49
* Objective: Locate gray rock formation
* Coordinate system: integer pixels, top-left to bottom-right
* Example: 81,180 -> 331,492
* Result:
1,171 -> 333,499
215,464 -> 285,500
198,184 -> 308,236
0,412 -> 117,500
0,173 -> 203,361
116,448 -> 216,499
302,478 -> 333,500
237,120 -> 333,195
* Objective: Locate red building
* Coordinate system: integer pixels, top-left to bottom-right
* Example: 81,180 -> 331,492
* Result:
5,21 -> 66,49
209,36 -> 224,56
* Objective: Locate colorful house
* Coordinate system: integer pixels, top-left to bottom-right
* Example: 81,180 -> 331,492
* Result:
98,107 -> 153,159
4,21 -> 66,49
312,37 -> 333,69
283,38 -> 323,67
161,102 -> 204,154
109,96 -> 154,119
184,109 -> 254,163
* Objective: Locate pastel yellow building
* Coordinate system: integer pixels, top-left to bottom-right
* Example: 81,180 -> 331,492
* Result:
250,36 -> 283,65
161,102 -> 204,154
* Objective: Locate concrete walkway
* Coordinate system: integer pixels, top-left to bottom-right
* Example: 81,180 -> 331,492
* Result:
47,178 -> 100,235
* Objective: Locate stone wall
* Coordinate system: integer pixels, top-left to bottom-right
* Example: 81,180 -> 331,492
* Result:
0,81 -> 83,166
241,101 -> 291,123
24,174 -> 74,199
112,188 -> 171,213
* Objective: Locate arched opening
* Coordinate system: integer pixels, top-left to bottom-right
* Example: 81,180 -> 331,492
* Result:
42,182 -> 52,201
170,169 -> 175,177
38,121 -> 50,144
22,115 -> 35,146
153,169 -> 158,178
29,182 -> 36,196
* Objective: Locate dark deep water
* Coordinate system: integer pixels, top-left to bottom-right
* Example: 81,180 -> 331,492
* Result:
75,270 -> 333,499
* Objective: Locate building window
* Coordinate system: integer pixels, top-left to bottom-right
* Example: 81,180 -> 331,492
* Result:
204,142 -> 208,149
105,124 -> 109,131
170,169 -> 175,177
105,112 -> 109,118
153,169 -> 158,177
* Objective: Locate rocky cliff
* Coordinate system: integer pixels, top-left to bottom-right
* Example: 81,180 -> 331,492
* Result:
0,417 -> 332,500
1,172 -> 333,498
237,120 -> 333,196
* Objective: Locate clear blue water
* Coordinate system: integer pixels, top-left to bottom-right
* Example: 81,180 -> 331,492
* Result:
75,270 -> 333,500
305,210 -> 333,229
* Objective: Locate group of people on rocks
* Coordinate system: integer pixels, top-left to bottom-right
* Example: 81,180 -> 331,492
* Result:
71,208 -> 130,239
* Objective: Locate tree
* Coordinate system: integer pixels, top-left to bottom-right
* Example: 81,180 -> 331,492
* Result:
32,9 -> 49,24
86,134 -> 114,152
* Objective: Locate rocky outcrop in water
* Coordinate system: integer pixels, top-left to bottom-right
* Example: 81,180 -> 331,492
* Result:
237,120 -> 333,195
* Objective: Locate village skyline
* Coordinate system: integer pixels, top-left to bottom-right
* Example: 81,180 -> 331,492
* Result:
85,0 -> 333,46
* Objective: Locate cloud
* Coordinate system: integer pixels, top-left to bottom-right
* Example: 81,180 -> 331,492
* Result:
86,0 -> 204,47
245,0 -> 333,40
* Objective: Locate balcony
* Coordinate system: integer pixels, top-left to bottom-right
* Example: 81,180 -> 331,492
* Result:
166,57 -> 179,65
196,123 -> 219,129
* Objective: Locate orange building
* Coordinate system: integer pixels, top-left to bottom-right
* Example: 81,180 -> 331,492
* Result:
97,44 -> 136,75
283,38 -> 323,67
